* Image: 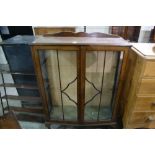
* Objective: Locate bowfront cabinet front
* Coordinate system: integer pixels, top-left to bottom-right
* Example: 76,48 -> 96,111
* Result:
31,36 -> 130,126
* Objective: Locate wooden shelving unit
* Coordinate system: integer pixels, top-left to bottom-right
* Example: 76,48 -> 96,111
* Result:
0,64 -> 45,124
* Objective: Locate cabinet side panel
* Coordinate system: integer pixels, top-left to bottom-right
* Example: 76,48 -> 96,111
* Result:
122,50 -> 145,128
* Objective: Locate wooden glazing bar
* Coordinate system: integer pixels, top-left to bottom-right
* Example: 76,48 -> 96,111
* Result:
56,50 -> 65,120
77,46 -> 86,123
97,51 -> 107,120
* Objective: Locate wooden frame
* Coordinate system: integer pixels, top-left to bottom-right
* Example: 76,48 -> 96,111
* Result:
31,44 -> 130,127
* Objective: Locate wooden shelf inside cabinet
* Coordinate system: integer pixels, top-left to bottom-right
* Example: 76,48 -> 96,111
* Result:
16,113 -> 45,123
0,71 -> 36,76
21,102 -> 42,108
4,106 -> 44,114
0,64 -> 36,76
1,95 -> 41,102
0,83 -> 38,90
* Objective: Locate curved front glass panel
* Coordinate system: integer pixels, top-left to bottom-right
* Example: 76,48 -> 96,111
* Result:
85,51 -> 122,121
39,50 -> 77,121
39,49 -> 123,122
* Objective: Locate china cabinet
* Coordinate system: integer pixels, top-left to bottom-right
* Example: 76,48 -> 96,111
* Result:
30,33 -> 130,127
2,33 -> 155,128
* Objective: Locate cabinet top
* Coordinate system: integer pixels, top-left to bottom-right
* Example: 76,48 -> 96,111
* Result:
31,36 -> 130,46
1,36 -> 155,59
131,43 -> 155,59
0,35 -> 130,46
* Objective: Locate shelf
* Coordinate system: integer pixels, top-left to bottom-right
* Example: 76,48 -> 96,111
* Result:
0,71 -> 36,76
4,106 -> 43,114
2,95 -> 41,102
0,64 -> 36,75
21,102 -> 42,108
0,83 -> 38,90
16,113 -> 45,123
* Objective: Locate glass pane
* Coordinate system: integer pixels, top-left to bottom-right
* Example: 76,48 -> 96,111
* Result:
39,50 -> 77,121
85,51 -> 121,121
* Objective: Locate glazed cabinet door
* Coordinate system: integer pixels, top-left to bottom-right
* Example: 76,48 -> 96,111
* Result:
84,50 -> 122,121
32,46 -> 125,123
33,47 -> 79,121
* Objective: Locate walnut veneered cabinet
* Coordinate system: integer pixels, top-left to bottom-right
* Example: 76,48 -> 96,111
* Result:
30,35 -> 130,127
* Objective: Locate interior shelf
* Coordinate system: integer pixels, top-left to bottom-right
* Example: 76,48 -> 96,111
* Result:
0,64 -> 36,75
0,83 -> 38,90
1,95 -> 41,102
21,102 -> 42,108
16,113 -> 45,123
4,106 -> 43,114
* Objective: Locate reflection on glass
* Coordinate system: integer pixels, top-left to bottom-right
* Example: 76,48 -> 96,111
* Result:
85,51 -> 121,121
39,50 -> 77,121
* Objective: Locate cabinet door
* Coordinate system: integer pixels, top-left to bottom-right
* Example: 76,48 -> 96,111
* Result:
84,50 -> 122,121
39,49 -> 78,121
36,47 -> 124,123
